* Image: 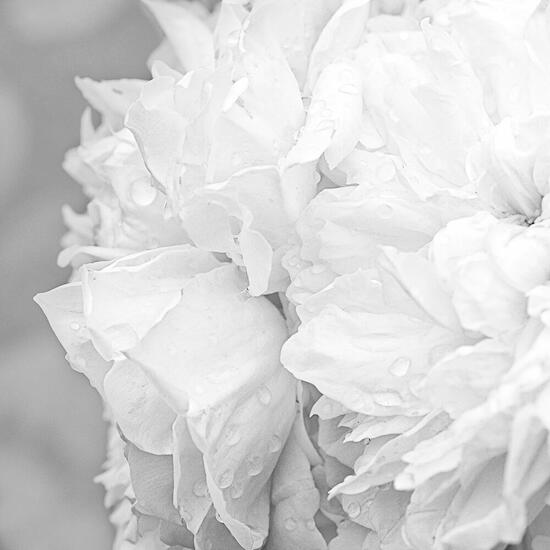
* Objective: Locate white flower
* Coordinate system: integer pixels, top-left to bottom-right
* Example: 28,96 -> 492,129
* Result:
283,213 -> 550,548
60,77 -> 188,269
36,246 -> 307,549
36,0 -> 550,548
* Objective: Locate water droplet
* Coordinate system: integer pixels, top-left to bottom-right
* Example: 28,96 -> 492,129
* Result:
257,386 -> 272,405
374,391 -> 403,407
193,480 -> 208,497
284,518 -> 297,531
104,324 -> 139,350
339,83 -> 360,95
368,278 -> 382,289
227,30 -> 240,46
69,321 -> 80,331
306,519 -> 316,531
131,178 -> 157,206
377,161 -> 396,182
268,435 -> 282,453
230,483 -> 244,499
247,456 -> 263,476
346,501 -> 361,519
316,119 -> 335,132
377,203 -> 394,219
218,469 -> 234,489
226,426 -> 241,446
390,357 -> 411,377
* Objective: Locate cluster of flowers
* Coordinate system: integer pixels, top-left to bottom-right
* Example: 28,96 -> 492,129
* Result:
37,0 -> 550,548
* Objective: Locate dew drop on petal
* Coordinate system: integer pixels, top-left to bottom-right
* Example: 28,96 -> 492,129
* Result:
339,83 -> 360,95
218,469 -> 234,489
247,456 -> 263,476
192,480 -> 208,497
390,357 -> 411,377
306,519 -> 316,531
368,278 -> 382,289
268,435 -> 282,453
284,518 -> 297,531
69,321 -> 80,331
346,501 -> 361,519
374,391 -> 403,407
227,30 -> 240,46
257,386 -> 272,405
131,178 -> 157,206
230,482 -> 244,499
226,426 -> 241,446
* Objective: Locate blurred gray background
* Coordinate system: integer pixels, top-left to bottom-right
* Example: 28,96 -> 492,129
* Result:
0,2 -> 159,548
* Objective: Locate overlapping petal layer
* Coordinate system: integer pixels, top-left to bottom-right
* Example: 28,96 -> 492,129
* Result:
36,0 -> 550,548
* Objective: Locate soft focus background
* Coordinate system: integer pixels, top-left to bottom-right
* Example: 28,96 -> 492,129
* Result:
0,2 -> 159,548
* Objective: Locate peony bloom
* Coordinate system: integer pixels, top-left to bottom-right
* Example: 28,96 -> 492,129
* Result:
283,212 -> 550,547
36,245 -> 325,549
36,0 -> 550,549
